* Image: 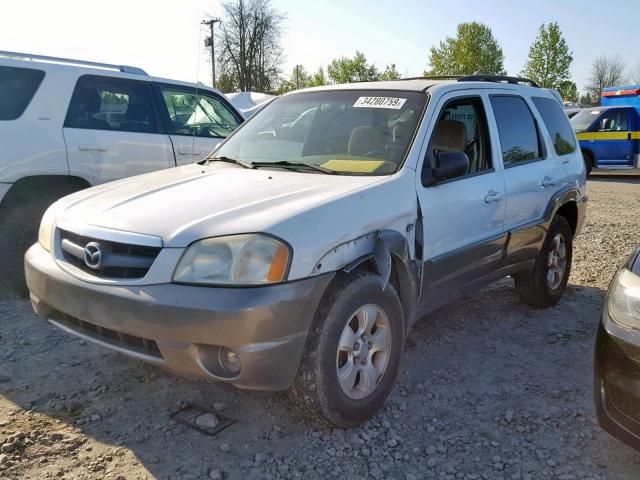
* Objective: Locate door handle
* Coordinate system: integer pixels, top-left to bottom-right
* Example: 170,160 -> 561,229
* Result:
177,148 -> 202,156
628,132 -> 632,140
78,144 -> 107,152
541,176 -> 557,187
484,190 -> 504,203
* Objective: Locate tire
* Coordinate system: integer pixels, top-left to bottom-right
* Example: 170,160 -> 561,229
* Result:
288,272 -> 404,428
583,151 -> 594,176
514,215 -> 573,308
0,196 -> 56,295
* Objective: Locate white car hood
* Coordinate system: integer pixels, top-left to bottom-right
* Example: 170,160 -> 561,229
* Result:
55,163 -> 384,247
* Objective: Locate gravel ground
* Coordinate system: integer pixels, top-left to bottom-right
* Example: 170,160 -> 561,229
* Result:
1,176 -> 640,480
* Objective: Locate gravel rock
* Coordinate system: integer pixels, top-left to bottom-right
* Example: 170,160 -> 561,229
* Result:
1,178 -> 640,479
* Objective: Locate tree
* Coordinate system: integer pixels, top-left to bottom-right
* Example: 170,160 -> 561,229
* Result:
328,51 -> 379,84
520,22 -> 573,89
579,92 -> 596,106
310,67 -> 327,87
216,0 -> 285,93
629,63 -> 640,84
379,64 -> 400,80
216,70 -> 236,93
558,80 -> 579,103
424,22 -> 505,76
586,55 -> 627,103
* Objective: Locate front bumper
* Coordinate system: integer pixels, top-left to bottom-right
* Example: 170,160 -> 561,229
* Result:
595,310 -> 640,452
25,243 -> 333,390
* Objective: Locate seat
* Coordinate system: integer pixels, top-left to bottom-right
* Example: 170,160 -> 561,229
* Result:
70,88 -> 111,130
120,101 -> 154,132
347,126 -> 385,156
432,119 -> 466,152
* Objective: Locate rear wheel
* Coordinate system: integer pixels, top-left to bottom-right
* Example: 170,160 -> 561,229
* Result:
288,273 -> 404,428
0,196 -> 56,295
582,151 -> 594,176
514,215 -> 573,308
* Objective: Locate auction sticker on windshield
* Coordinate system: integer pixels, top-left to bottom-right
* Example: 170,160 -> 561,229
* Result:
353,97 -> 407,109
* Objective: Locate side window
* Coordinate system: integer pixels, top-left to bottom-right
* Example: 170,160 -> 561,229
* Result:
65,76 -> 156,133
429,96 -> 492,174
597,110 -> 628,132
532,97 -> 577,155
490,95 -> 543,165
159,86 -> 241,138
0,66 -> 45,121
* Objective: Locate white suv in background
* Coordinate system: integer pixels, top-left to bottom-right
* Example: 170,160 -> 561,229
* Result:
26,75 -> 587,427
0,51 -> 243,291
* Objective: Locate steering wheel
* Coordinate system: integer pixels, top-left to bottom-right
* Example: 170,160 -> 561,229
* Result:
364,150 -> 387,159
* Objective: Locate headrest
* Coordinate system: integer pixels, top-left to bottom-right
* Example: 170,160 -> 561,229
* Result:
78,88 -> 101,114
432,120 -> 466,152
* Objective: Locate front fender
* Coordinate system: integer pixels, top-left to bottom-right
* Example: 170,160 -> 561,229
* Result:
313,230 -> 420,331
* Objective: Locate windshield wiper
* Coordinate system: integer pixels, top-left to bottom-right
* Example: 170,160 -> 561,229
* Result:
202,156 -> 255,169
251,160 -> 337,175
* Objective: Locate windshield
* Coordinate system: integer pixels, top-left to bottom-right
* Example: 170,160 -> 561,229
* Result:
212,90 -> 428,175
570,108 -> 603,132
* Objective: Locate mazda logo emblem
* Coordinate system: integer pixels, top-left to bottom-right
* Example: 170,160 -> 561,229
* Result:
84,242 -> 103,269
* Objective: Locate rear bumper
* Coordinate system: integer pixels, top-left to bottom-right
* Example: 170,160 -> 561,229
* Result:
595,311 -> 640,452
25,243 -> 333,390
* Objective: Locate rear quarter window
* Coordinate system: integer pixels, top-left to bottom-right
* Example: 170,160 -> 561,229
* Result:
0,66 -> 45,120
532,97 -> 577,155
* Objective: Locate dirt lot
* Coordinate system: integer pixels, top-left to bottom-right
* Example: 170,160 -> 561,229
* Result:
1,176 -> 640,480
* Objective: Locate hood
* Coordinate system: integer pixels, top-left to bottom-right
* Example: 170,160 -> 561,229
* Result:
56,163 -> 384,247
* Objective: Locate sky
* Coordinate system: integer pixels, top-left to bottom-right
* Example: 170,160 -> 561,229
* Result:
1,0 -> 638,92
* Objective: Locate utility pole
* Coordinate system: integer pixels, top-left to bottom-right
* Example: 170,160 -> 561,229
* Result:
202,18 -> 221,88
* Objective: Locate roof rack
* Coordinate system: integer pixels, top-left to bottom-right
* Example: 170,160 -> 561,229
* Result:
458,75 -> 539,88
396,74 -> 539,88
0,50 -> 148,75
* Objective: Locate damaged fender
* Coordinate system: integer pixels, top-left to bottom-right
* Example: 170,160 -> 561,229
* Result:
313,230 -> 421,331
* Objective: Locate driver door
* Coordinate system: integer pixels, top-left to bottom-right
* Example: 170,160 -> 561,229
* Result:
416,92 -> 507,311
154,84 -> 243,164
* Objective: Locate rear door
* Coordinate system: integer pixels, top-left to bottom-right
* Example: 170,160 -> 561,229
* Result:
488,93 -> 568,241
63,75 -> 176,185
154,84 -> 243,164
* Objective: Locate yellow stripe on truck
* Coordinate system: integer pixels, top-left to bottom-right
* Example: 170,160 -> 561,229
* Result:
576,131 -> 640,141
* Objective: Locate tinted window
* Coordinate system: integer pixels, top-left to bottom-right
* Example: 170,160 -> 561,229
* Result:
0,66 -> 45,120
65,76 -> 156,133
491,96 -> 543,165
532,97 -> 576,155
160,86 -> 241,138
430,96 -> 492,174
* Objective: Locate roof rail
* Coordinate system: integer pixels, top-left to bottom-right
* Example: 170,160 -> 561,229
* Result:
458,75 -> 539,88
398,75 -> 462,82
0,51 -> 148,75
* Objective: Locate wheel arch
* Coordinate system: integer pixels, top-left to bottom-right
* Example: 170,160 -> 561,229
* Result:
318,230 -> 420,332
0,175 -> 91,211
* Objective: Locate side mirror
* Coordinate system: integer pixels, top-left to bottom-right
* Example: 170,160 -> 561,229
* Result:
422,151 -> 469,186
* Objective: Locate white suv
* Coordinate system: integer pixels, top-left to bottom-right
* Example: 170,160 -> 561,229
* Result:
25,75 -> 587,427
0,51 -> 243,291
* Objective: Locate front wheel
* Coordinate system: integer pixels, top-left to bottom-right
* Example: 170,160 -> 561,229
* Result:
514,215 -> 573,308
288,273 -> 404,428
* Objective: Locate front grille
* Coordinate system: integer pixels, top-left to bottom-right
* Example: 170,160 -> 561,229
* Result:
59,229 -> 161,279
606,381 -> 640,425
52,312 -> 162,358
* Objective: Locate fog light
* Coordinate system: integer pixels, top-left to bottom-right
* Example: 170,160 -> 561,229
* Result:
219,347 -> 241,375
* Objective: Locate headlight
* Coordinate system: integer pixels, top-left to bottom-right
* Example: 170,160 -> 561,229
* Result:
173,234 -> 291,286
38,202 -> 59,252
608,268 -> 640,329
